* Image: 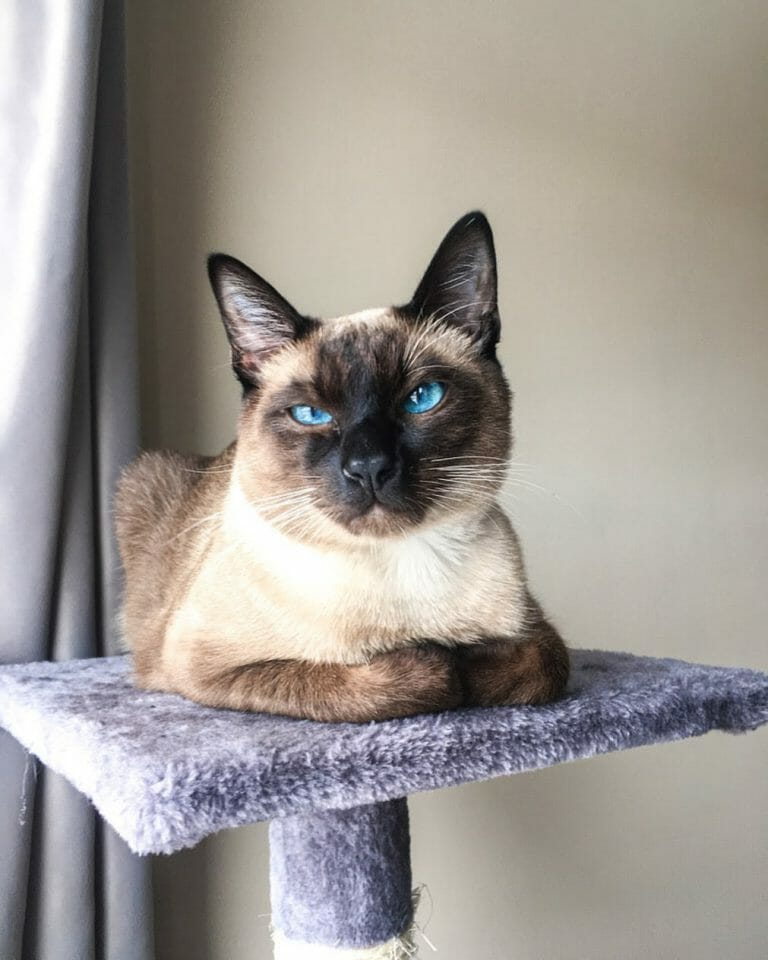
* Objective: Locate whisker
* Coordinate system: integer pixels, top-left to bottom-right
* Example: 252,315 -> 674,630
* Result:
165,512 -> 222,545
502,479 -> 583,518
176,466 -> 232,475
251,486 -> 318,506
271,500 -> 323,537
256,505 -> 315,525
423,455 -> 509,463
433,476 -> 504,486
426,474 -> 507,484
419,481 -> 496,504
254,494 -> 316,510
427,466 -> 508,474
258,497 -> 316,521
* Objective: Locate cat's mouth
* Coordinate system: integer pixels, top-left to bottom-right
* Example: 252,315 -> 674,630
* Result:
340,500 -> 422,539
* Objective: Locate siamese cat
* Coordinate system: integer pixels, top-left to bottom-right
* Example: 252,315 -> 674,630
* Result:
115,212 -> 569,722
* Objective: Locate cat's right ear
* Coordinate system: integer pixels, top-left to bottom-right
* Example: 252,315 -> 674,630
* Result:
208,254 -> 312,387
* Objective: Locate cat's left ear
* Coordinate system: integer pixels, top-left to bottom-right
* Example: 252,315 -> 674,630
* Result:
208,254 -> 313,388
408,211 -> 499,357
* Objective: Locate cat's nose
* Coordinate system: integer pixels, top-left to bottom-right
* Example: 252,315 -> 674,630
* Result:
342,450 -> 398,494
341,417 -> 402,499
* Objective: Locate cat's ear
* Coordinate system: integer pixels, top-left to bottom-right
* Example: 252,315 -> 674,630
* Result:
208,254 -> 313,387
408,211 -> 499,356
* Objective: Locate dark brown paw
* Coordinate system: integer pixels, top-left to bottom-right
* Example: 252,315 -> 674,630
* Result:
459,633 -> 570,707
361,644 -> 463,719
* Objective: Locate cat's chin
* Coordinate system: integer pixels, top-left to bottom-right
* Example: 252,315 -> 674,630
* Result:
341,503 -> 419,540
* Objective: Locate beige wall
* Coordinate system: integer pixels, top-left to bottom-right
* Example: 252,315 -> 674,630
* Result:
126,3 -> 768,957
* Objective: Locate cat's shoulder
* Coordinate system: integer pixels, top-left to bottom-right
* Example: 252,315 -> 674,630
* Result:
115,445 -> 234,535
118,449 -> 199,504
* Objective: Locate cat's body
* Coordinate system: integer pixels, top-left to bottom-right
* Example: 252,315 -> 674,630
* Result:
116,213 -> 569,722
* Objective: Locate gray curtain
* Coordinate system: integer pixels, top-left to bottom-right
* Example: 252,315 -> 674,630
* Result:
0,2 -> 154,957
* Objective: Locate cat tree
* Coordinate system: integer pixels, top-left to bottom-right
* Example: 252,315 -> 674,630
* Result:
0,648 -> 766,958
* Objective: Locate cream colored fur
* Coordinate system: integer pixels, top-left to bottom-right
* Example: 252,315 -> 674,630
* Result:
161,475 -> 528,676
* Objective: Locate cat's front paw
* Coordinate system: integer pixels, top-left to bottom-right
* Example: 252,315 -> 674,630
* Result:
362,644 -> 462,719
458,632 -> 570,707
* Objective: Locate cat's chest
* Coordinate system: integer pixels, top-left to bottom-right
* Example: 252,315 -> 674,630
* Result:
303,534 -> 471,624
165,499 -> 526,666
172,518 -> 519,662
247,526 -> 480,636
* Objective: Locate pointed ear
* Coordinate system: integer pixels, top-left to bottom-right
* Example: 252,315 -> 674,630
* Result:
408,211 -> 499,356
208,254 -> 313,387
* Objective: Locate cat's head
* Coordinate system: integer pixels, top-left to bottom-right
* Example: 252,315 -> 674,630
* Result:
209,211 -> 511,545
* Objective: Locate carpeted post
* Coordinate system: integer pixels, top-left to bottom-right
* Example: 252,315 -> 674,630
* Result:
269,798 -> 415,958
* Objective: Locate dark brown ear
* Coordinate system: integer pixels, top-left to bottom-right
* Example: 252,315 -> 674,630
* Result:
208,254 -> 314,387
408,211 -> 499,357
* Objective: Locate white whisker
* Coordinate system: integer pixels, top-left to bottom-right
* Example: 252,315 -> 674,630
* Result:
165,512 -> 222,545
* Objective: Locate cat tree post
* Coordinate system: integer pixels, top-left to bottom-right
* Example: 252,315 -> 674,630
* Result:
269,799 -> 414,958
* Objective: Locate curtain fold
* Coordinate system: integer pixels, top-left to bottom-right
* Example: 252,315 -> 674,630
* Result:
0,2 -> 154,957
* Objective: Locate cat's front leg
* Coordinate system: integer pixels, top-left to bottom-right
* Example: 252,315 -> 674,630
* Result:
457,619 -> 570,707
171,643 -> 462,723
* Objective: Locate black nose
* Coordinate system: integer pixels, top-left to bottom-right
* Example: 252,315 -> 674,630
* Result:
342,451 -> 398,494
340,417 -> 402,499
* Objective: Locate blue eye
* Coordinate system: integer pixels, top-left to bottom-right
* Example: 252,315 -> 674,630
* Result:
289,405 -> 333,426
402,381 -> 446,414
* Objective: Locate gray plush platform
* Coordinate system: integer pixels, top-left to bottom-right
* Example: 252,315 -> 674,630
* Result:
0,650 -> 766,855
